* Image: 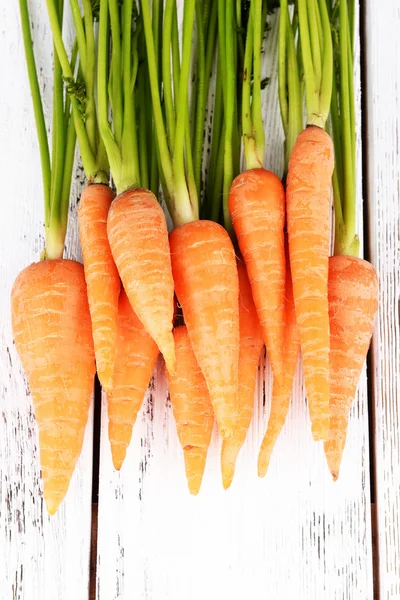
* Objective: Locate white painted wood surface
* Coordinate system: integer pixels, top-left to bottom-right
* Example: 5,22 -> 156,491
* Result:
0,3 -> 94,599
365,1 -> 400,598
96,7 -> 375,600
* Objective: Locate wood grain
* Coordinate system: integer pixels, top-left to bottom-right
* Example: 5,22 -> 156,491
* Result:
0,2 -> 93,599
365,1 -> 400,598
95,7 -> 374,599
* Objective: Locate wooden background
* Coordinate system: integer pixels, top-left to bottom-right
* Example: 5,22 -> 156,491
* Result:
0,1 -> 398,599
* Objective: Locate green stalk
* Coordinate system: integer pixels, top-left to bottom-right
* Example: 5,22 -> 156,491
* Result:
318,0 -> 333,123
222,0 -> 235,234
171,0 -> 199,222
217,0 -> 227,104
307,0 -> 322,89
163,0 -> 176,151
171,2 -> 181,106
251,0 -> 265,166
46,0 -> 103,181
149,0 -> 162,196
48,0 -> 66,257
82,0 -> 96,152
242,0 -> 254,169
98,0 -> 122,182
193,0 -> 206,195
109,0 -> 123,146
57,113 -> 77,248
278,0 -> 288,139
140,0 -> 178,217
298,0 -> 320,125
339,0 -> 356,251
285,3 -> 303,170
137,57 -> 149,190
19,0 -> 51,227
69,0 -> 87,74
205,50 -> 224,218
210,125 -> 225,223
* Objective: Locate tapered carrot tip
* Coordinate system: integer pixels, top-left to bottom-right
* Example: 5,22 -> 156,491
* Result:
110,443 -> 127,472
183,446 -> 208,495
324,439 -> 344,482
221,441 -> 241,490
161,332 -> 176,375
257,453 -> 271,479
44,477 -> 71,516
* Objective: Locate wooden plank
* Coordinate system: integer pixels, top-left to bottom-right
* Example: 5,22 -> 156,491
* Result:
365,1 -> 400,598
0,2 -> 94,599
96,6 -> 374,599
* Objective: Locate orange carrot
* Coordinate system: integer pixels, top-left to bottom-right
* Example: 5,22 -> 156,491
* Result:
78,184 -> 120,393
324,256 -> 378,480
11,260 -> 96,515
286,126 -> 334,441
107,189 -> 175,374
108,289 -> 159,470
228,169 -> 286,387
258,254 -> 300,477
166,325 -> 214,495
169,220 -> 240,440
221,259 -> 264,489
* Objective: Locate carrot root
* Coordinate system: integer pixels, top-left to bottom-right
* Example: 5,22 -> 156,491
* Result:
287,126 -> 334,441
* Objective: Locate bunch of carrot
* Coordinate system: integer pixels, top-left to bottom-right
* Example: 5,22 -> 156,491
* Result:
11,0 -> 378,514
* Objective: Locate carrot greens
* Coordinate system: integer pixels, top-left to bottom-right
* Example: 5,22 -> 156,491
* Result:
20,0 -> 77,260
329,0 -> 358,256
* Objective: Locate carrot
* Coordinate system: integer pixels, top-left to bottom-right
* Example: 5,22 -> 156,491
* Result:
284,0 -> 334,441
11,260 -> 96,515
286,126 -> 334,441
141,1 -> 239,439
221,259 -> 264,489
324,0 -> 378,479
13,0 -> 97,515
324,257 -> 378,479
258,254 -> 300,477
46,1 -> 119,393
78,184 -> 120,393
95,2 -> 176,373
107,189 -> 175,373
166,326 -> 214,495
229,169 -> 286,386
169,221 -> 240,440
108,289 -> 159,470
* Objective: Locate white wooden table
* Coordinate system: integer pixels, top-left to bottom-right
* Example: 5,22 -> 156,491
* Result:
0,1 -> 399,599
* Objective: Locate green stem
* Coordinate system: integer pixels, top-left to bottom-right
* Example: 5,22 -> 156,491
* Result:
318,0 -> 333,123
206,49 -> 224,218
171,2 -> 181,108
50,0 -> 65,233
141,0 -> 174,203
19,0 -> 51,227
149,0 -> 162,196
285,3 -> 303,169
298,0 -> 320,125
278,0 -> 288,139
252,0 -> 265,165
193,0 -> 206,195
46,0 -> 99,179
109,0 -> 123,146
69,0 -> 87,74
307,0 -> 322,90
339,0 -> 355,248
222,0 -> 235,234
163,0 -> 176,151
217,0 -> 227,105
138,65 -> 149,190
242,0 -> 254,169
82,0 -> 96,152
58,112 -> 77,243
98,0 -> 122,183
210,125 -> 225,223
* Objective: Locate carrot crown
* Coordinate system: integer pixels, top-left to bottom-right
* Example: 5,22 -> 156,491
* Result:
278,0 -> 304,174
45,0 -> 109,186
298,0 -> 333,129
20,0 -> 77,260
329,0 -> 358,257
